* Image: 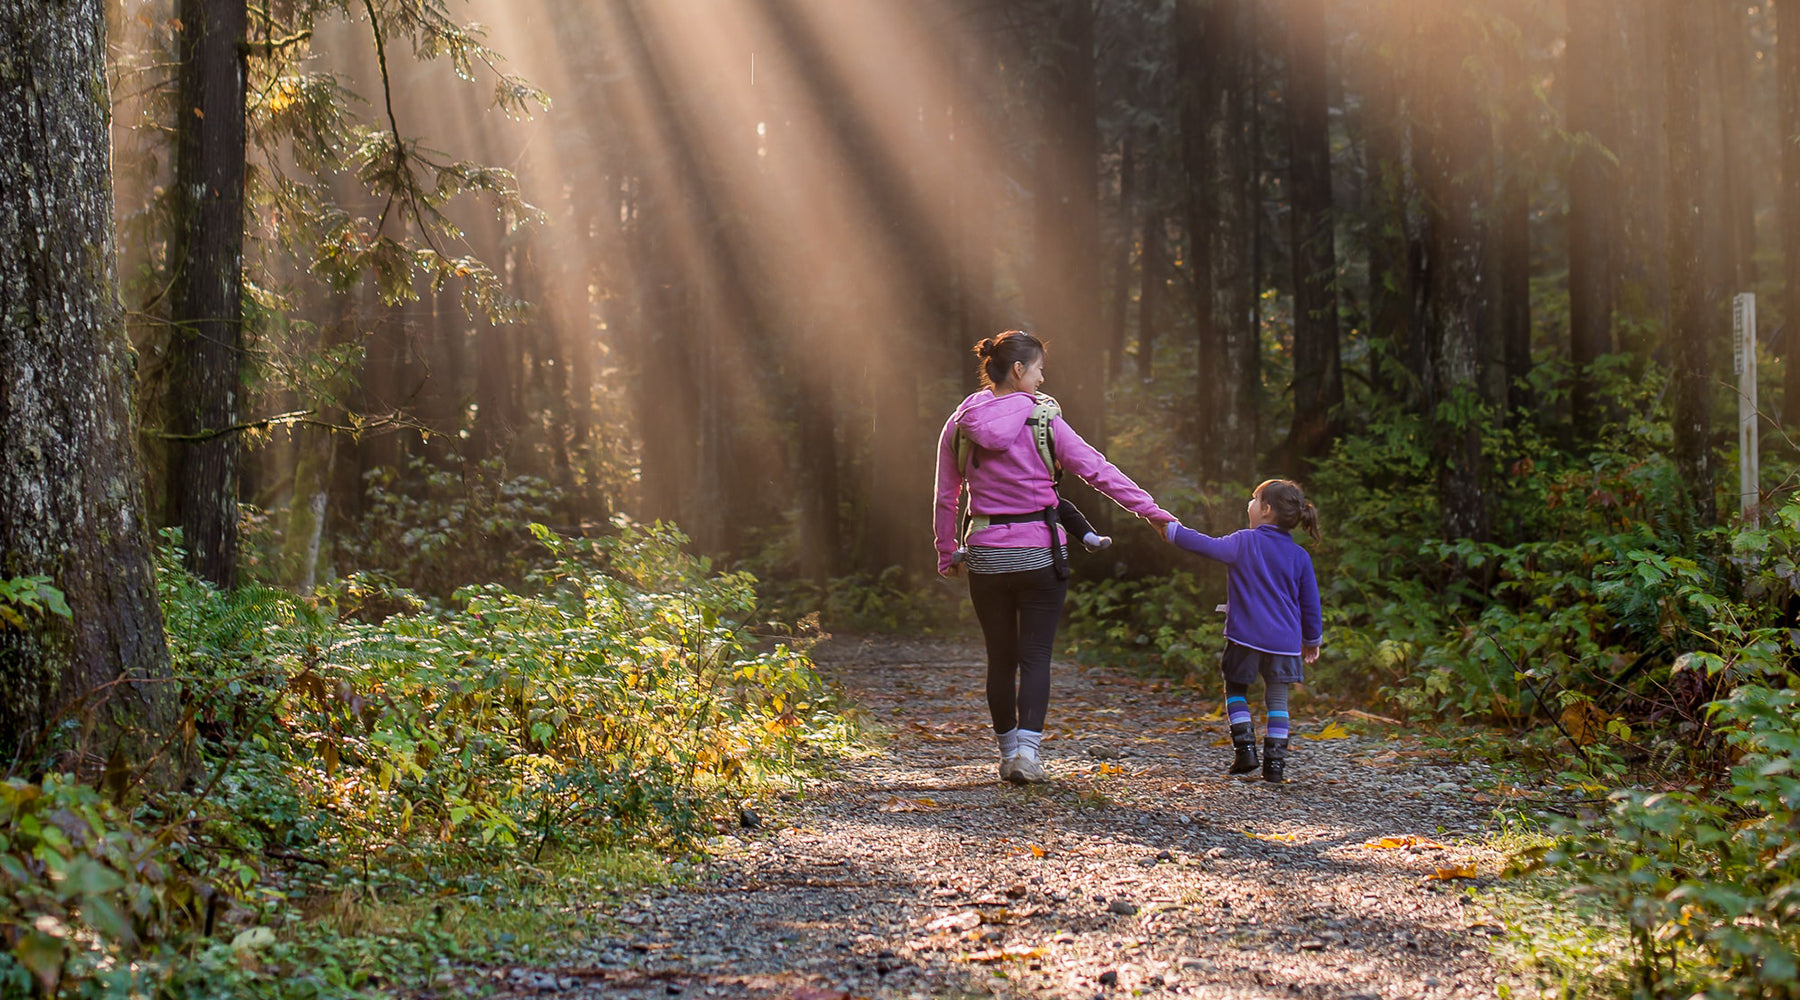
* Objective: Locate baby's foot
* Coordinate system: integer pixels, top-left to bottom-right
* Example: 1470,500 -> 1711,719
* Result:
1082,532 -> 1113,552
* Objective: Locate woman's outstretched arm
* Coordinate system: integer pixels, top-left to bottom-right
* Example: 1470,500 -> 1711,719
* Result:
1049,416 -> 1174,525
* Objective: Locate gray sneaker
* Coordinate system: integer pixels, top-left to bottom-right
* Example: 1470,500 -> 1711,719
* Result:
1006,754 -> 1049,785
998,757 -> 1016,783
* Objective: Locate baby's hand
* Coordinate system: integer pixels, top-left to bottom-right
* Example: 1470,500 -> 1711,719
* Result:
1152,516 -> 1181,542
1302,644 -> 1320,664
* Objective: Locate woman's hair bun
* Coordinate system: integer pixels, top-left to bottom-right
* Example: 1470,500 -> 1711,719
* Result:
974,337 -> 997,358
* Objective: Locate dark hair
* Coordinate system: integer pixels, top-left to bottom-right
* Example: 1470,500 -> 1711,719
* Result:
973,330 -> 1045,390
1255,478 -> 1320,542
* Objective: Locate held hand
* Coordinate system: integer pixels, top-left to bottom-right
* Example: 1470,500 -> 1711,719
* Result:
1303,644 -> 1320,664
941,563 -> 964,580
1151,516 -> 1181,543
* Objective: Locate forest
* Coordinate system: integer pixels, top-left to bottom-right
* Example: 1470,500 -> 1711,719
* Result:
3,0 -> 1800,996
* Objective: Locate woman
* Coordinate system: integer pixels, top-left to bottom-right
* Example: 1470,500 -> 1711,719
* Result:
934,330 -> 1173,784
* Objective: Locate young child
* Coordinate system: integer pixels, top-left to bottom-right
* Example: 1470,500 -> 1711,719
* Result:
1162,479 -> 1322,783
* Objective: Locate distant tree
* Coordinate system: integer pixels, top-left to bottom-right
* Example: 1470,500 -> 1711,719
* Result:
1663,0 -> 1718,528
1780,0 -> 1800,422
0,0 -> 176,764
1281,0 -> 1343,462
1027,0 -> 1105,439
1414,6 -> 1493,543
1566,0 -> 1619,429
1178,0 -> 1260,484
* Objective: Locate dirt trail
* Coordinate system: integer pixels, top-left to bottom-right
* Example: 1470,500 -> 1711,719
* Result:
488,634 -> 1516,1000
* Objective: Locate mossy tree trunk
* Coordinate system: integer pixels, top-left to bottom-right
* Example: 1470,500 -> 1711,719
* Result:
0,0 -> 177,766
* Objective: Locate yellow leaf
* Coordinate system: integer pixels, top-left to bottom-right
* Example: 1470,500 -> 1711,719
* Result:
1246,830 -> 1301,843
1362,835 -> 1446,850
1025,843 -> 1047,858
1560,700 -> 1611,746
1428,863 -> 1479,880
879,797 -> 940,813
1303,722 -> 1350,740
1094,762 -> 1124,775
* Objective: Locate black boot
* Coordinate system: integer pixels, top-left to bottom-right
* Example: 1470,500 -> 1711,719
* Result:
1262,737 -> 1288,783
1228,722 -> 1259,775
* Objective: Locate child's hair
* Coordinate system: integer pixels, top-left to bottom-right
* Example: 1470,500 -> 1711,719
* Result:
1255,478 -> 1321,541
974,330 -> 1045,389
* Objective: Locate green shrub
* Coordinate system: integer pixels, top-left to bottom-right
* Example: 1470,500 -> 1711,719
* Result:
1529,684 -> 1800,999
351,457 -> 558,596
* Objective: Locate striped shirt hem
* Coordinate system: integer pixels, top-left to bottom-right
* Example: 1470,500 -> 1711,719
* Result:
966,545 -> 1065,574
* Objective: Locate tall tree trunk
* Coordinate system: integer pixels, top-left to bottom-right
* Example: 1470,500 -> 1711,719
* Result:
1138,210 -> 1165,382
1416,9 -> 1492,543
1617,5 -> 1671,350
1357,39 -> 1420,402
1664,0 -> 1718,529
1281,0 -> 1343,462
1781,0 -> 1800,423
0,0 -> 176,765
1493,0 -> 1533,416
166,0 -> 247,589
1179,0 -> 1258,484
1108,132 -> 1137,389
1028,0 -> 1104,439
1712,2 -> 1755,294
1566,0 -> 1618,429
281,292 -> 353,591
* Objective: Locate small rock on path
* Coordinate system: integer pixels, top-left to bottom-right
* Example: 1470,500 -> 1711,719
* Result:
471,634 -> 1517,999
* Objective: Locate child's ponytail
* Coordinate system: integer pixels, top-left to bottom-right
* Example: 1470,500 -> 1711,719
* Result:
1255,478 -> 1321,542
1297,499 -> 1321,543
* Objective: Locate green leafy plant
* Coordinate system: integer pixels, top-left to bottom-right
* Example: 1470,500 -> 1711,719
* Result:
0,577 -> 71,630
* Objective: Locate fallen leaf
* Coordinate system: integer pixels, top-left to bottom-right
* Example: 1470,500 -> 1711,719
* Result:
1210,737 -> 1233,747
1362,835 -> 1447,850
879,797 -> 940,812
1302,722 -> 1351,740
958,944 -> 1047,963
1093,762 -> 1124,775
1245,830 -> 1302,843
1342,709 -> 1403,725
924,909 -> 982,933
1026,843 -> 1047,858
1560,700 -> 1611,746
1429,863 -> 1479,880
790,988 -> 850,1000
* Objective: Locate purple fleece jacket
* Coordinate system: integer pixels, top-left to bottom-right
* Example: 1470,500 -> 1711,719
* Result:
934,390 -> 1171,575
1166,522 -> 1322,656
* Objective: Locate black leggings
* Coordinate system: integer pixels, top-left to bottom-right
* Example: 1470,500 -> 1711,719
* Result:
968,565 -> 1068,733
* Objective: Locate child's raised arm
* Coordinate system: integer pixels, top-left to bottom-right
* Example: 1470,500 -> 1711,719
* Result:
1165,521 -> 1243,563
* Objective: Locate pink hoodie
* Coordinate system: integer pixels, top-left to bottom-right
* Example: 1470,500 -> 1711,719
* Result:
933,390 -> 1172,574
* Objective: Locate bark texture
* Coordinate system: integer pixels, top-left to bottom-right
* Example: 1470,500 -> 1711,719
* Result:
0,0 -> 176,763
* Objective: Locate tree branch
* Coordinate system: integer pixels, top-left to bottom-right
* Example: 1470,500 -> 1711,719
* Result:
147,409 -> 317,442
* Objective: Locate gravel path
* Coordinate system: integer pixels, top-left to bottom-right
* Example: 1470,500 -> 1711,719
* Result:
483,634 -> 1517,1000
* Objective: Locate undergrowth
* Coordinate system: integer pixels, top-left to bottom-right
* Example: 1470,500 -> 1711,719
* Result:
2,517 -> 849,998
